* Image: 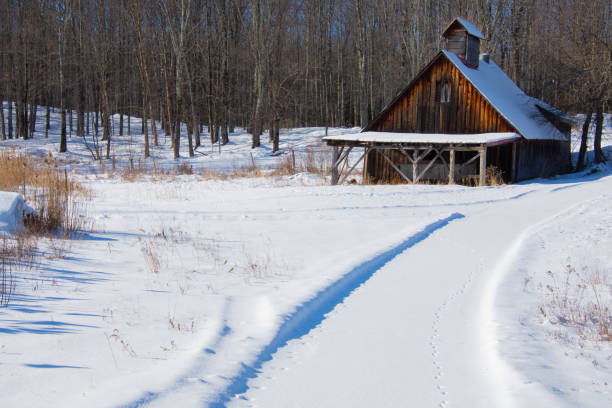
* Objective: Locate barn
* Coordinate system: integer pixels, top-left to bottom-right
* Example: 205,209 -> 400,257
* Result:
324,17 -> 576,186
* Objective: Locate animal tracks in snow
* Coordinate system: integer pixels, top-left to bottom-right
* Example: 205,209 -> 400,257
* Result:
429,259 -> 480,407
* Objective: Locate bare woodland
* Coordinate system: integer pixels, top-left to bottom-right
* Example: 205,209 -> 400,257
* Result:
0,0 -> 610,161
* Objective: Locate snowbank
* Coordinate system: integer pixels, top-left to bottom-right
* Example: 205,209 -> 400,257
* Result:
0,191 -> 32,234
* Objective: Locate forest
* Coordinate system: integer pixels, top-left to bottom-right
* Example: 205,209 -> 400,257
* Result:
0,0 -> 610,158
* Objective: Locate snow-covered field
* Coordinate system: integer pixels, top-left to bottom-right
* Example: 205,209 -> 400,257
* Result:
1,104 -> 612,407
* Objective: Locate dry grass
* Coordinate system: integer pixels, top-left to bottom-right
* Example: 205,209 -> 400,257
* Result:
0,238 -> 16,306
95,146 -> 332,183
0,148 -> 90,236
273,148 -> 330,177
0,233 -> 38,306
0,148 -> 90,307
275,150 -> 297,175
485,166 -> 505,186
540,263 -> 611,342
139,237 -> 163,274
201,162 -> 266,180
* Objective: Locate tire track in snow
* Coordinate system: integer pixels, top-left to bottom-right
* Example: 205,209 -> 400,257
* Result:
429,189 -> 600,408
479,197 -> 604,408
209,212 -> 465,407
120,300 -> 233,408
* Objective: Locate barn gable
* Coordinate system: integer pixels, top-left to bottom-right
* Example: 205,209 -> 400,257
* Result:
323,18 -> 572,186
365,51 -> 569,142
364,53 -> 516,136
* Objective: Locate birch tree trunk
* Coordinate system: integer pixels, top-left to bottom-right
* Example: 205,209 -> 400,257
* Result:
251,0 -> 266,148
58,1 -> 69,153
356,0 -> 369,128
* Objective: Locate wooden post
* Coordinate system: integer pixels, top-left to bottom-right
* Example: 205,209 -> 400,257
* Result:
412,150 -> 418,183
448,148 -> 455,184
511,142 -> 517,182
362,146 -> 369,184
479,146 -> 487,186
331,145 -> 340,185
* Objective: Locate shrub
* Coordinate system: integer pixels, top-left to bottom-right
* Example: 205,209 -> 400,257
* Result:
540,263 -> 611,342
0,148 -> 89,237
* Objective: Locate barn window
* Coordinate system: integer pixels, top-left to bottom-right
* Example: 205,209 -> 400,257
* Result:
440,81 -> 451,103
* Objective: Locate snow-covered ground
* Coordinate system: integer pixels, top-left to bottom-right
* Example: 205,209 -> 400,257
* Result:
1,104 -> 611,407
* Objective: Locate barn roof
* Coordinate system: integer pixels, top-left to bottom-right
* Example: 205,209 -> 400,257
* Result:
441,17 -> 485,39
324,132 -> 520,146
442,50 -> 568,141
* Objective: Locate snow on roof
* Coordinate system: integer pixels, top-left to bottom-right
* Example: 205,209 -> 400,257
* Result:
443,17 -> 485,40
323,132 -> 521,145
442,50 -> 568,141
529,97 -> 579,125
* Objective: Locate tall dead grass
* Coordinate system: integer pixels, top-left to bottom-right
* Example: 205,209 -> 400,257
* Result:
0,233 -> 38,306
274,148 -> 330,176
540,263 -> 611,342
0,148 -> 89,236
485,166 -> 505,186
0,148 -> 91,306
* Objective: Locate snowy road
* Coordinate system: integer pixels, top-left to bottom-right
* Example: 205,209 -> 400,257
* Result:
219,175 -> 611,408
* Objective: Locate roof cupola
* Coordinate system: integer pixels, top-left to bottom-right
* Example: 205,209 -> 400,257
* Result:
440,17 -> 484,68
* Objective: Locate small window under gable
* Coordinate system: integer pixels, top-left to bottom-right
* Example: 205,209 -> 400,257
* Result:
440,81 -> 451,104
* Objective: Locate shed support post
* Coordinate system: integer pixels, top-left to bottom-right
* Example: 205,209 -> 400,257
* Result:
338,150 -> 367,185
479,146 -> 487,186
331,146 -> 340,185
362,146 -> 369,184
412,150 -> 418,182
511,142 -> 517,182
449,148 -> 455,184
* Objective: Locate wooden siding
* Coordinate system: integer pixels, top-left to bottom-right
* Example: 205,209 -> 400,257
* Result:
516,140 -> 571,180
466,35 -> 480,67
366,56 -> 515,135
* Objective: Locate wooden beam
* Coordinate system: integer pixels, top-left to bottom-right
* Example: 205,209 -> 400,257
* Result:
455,149 -> 481,173
331,146 -> 340,185
415,148 -> 444,184
332,146 -> 350,169
398,147 -> 415,164
362,146 -> 370,184
449,148 -> 455,184
381,149 -> 412,183
412,150 -> 418,183
479,146 -> 487,186
511,142 -> 517,182
338,150 -> 367,185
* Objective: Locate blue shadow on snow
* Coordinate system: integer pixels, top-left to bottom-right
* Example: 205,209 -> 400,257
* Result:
24,363 -> 89,369
209,212 -> 464,407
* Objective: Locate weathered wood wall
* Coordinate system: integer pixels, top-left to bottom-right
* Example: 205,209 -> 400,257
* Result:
361,53 -> 570,185
515,140 -> 571,181
444,29 -> 467,56
365,56 -> 515,135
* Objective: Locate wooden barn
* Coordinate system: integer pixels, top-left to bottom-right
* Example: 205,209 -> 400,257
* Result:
324,17 -> 576,186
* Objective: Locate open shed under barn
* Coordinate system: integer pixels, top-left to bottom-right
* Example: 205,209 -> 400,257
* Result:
324,17 -> 576,186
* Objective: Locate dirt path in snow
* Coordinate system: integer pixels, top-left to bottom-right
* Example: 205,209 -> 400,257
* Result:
220,176 -> 612,408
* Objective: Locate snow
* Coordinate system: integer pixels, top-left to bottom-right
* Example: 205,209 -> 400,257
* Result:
451,17 -> 486,39
0,192 -> 31,234
225,175 -> 612,408
443,50 -> 568,141
323,131 -> 521,145
0,103 -> 612,408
